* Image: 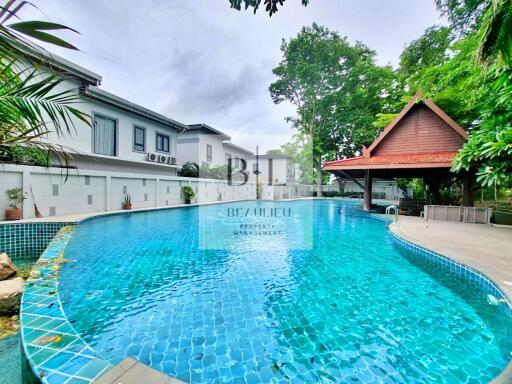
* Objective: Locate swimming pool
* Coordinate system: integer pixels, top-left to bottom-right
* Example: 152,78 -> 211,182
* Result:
57,200 -> 511,383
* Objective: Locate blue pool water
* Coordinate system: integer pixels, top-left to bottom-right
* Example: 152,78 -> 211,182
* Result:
59,200 -> 511,383
0,335 -> 21,384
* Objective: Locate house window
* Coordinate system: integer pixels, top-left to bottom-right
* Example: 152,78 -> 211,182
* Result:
225,153 -> 232,165
133,126 -> 145,152
206,144 -> 212,162
156,133 -> 170,153
93,115 -> 116,156
234,158 -> 240,168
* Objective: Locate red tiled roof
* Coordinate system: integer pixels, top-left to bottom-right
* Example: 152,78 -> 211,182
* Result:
323,151 -> 458,170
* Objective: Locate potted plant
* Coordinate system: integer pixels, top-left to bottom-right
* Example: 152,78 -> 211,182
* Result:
5,187 -> 26,220
181,186 -> 195,204
122,194 -> 132,210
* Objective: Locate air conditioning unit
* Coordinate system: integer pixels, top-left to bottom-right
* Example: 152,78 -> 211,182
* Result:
146,153 -> 176,166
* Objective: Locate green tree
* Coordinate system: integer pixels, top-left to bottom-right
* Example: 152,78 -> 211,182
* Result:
452,69 -> 512,186
434,0 -> 490,35
270,134 -> 315,184
265,148 -> 285,155
229,0 -> 309,16
270,24 -> 397,195
476,0 -> 512,66
398,26 -> 452,85
405,35 -> 489,128
199,163 -> 228,180
452,0 -> 512,187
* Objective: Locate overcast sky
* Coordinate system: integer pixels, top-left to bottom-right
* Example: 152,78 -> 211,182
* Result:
24,0 -> 445,153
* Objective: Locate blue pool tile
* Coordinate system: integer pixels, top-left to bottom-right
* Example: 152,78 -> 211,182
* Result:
45,372 -> 70,384
59,355 -> 94,376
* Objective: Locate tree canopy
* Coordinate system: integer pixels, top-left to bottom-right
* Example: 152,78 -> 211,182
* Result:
269,23 -> 397,194
380,0 -> 512,188
398,26 -> 452,84
266,0 -> 511,190
434,0 -> 491,35
229,0 -> 309,16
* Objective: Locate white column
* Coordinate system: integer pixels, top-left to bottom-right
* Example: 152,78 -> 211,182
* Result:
22,168 -> 31,219
105,175 -> 111,211
155,178 -> 160,207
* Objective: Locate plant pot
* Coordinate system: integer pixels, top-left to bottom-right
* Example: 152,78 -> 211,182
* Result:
185,199 -> 191,204
5,208 -> 22,220
122,203 -> 132,210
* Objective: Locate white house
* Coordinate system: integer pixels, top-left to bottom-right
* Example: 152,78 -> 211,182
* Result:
223,142 -> 254,169
0,44 -> 311,221
247,155 -> 301,186
176,124 -> 253,169
21,45 -> 188,176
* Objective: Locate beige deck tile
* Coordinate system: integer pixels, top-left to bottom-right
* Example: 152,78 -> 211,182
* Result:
93,357 -> 186,384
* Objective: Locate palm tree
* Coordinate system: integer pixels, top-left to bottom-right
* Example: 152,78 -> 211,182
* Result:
0,0 -> 89,167
477,0 -> 512,67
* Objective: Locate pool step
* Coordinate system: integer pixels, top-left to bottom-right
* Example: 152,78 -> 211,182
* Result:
93,357 -> 185,384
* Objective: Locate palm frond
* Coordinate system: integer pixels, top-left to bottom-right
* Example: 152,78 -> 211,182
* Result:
477,0 -> 512,67
0,0 -> 89,172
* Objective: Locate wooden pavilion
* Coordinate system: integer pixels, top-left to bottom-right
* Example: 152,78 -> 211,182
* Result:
323,92 -> 472,211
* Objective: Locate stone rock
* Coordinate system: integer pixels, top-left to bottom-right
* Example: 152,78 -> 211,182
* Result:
0,277 -> 25,314
0,253 -> 17,281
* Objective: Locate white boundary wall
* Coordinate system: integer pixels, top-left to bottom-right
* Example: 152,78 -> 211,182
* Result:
0,165 -> 320,220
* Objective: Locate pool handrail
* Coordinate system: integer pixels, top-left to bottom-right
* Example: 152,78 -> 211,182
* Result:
386,205 -> 399,223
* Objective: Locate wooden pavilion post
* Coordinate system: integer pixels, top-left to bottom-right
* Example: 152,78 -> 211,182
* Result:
363,169 -> 372,211
462,169 -> 475,206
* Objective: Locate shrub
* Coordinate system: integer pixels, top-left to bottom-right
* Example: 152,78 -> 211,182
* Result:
6,187 -> 26,209
181,186 -> 195,202
178,162 -> 199,178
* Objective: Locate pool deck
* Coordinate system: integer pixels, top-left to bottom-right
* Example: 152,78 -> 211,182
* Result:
93,358 -> 184,384
0,203 -> 213,225
388,215 -> 512,299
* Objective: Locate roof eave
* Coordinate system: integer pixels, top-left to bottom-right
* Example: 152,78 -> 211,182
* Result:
324,162 -> 454,171
82,87 -> 188,131
15,42 -> 102,85
187,124 -> 231,140
222,142 -> 253,155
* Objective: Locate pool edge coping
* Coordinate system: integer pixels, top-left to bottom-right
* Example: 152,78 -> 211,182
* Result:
18,201 -> 512,383
378,214 -> 512,383
20,225 -> 113,384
